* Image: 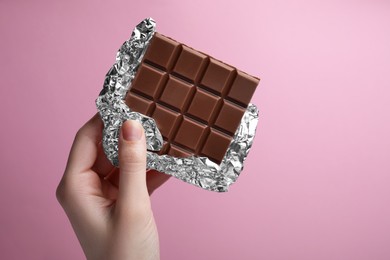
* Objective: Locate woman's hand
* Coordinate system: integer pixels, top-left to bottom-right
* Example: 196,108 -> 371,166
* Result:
56,114 -> 169,260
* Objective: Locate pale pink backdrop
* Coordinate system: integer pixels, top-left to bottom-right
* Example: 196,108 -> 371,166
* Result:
1,0 -> 390,259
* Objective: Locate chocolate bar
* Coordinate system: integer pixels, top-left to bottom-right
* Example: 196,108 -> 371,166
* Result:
97,18 -> 260,191
126,33 -> 259,164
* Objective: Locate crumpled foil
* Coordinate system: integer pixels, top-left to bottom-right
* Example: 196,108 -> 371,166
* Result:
96,18 -> 163,167
96,18 -> 260,192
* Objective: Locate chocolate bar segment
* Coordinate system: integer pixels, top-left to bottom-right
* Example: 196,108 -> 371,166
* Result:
126,32 -> 259,164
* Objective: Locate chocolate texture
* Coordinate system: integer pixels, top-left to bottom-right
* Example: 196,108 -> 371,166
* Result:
126,33 -> 259,164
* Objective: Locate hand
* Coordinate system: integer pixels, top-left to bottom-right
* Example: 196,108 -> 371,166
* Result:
56,114 -> 169,260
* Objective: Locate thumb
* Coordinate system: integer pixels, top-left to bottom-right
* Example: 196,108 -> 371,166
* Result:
117,120 -> 149,211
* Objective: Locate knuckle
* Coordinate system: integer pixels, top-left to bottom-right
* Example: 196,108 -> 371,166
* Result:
55,177 -> 70,206
55,182 -> 65,205
119,145 -> 146,168
74,127 -> 85,141
119,160 -> 146,174
74,121 -> 92,141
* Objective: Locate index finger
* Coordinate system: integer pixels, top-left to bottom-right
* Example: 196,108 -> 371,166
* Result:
65,113 -> 103,175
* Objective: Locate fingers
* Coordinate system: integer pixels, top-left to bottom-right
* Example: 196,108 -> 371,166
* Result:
105,167 -> 120,187
91,141 -> 116,177
146,170 -> 171,195
65,113 -> 103,175
116,120 -> 150,213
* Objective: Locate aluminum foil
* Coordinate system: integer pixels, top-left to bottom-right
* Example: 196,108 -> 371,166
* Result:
96,18 -> 163,167
96,18 -> 260,192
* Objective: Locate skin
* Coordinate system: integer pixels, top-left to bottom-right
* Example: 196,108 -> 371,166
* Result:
56,114 -> 169,260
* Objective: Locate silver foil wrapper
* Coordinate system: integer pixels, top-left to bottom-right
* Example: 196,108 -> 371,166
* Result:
96,18 -> 260,192
96,18 -> 163,166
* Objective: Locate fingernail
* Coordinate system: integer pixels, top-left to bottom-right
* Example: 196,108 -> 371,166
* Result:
122,120 -> 142,141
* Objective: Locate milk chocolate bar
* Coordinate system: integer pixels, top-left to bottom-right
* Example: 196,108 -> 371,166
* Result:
126,33 -> 259,164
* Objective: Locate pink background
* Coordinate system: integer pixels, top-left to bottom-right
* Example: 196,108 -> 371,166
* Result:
1,0 -> 390,259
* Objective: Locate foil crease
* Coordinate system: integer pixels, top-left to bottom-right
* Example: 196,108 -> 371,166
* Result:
96,18 -> 260,192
